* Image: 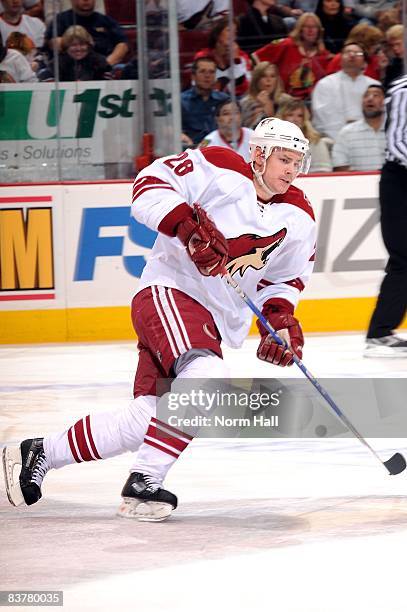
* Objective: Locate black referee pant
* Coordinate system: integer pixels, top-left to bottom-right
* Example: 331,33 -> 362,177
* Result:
367,161 -> 407,338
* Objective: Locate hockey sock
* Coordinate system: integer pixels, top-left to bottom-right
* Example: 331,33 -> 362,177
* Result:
43,395 -> 155,469
129,353 -> 229,483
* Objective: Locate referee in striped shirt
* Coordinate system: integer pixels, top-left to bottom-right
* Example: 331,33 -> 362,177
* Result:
366,74 -> 407,356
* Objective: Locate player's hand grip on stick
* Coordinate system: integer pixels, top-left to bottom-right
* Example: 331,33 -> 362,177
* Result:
257,298 -> 303,367
223,271 -> 406,476
176,204 -> 228,277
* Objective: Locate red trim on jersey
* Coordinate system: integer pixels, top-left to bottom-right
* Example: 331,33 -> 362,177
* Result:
144,437 -> 180,458
86,415 -> 102,460
309,253 -> 315,261
68,428 -> 81,463
200,146 -> 252,180
157,202 -> 192,237
132,176 -> 173,202
74,419 -> 93,462
133,185 -> 175,201
257,277 -> 305,292
146,424 -> 189,452
284,278 -> 305,292
152,416 -> 194,440
272,185 -> 315,221
257,279 -> 273,290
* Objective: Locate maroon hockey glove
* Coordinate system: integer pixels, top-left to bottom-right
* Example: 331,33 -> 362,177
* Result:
176,203 -> 228,277
256,298 -> 303,367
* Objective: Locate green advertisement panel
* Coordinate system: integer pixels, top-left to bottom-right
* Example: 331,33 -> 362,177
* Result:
0,80 -> 173,181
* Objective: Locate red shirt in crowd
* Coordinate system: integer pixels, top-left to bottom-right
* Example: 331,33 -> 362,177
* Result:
253,37 -> 331,99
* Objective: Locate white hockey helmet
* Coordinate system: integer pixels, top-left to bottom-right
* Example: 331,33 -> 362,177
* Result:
249,117 -> 311,175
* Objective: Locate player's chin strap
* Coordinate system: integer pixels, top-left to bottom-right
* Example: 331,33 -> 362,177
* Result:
251,160 -> 276,199
222,270 -> 406,477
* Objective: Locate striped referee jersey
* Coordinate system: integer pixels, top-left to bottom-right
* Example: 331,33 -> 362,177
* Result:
385,74 -> 407,167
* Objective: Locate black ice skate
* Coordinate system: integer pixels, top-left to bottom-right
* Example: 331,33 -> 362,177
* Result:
117,472 -> 178,522
2,438 -> 50,507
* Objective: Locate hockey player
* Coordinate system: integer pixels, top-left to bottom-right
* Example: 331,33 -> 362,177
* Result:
2,118 -> 316,521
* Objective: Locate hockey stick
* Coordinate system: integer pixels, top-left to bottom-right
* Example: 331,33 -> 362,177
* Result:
223,271 -> 406,476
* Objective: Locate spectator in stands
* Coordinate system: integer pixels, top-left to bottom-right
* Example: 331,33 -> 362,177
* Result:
326,23 -> 387,81
6,30 -> 36,69
181,56 -> 229,145
177,0 -> 228,30
0,30 -> 36,80
315,0 -> 353,54
39,25 -> 111,81
6,29 -> 33,52
45,0 -> 128,67
383,24 -> 404,89
376,6 -> 401,33
43,0 -> 104,23
332,83 -> 385,170
199,99 -> 254,162
0,0 -> 45,51
194,16 -> 251,97
0,0 -> 42,18
237,0 -> 287,55
253,12 -> 331,100
277,97 -> 333,171
311,42 -> 380,138
240,61 -> 287,128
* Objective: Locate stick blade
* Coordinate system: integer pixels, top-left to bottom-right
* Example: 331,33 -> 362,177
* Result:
383,452 -> 406,475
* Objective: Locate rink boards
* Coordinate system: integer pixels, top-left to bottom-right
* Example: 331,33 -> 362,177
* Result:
1,173 -> 405,343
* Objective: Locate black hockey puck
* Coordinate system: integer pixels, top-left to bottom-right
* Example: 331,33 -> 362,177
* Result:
315,425 -> 327,437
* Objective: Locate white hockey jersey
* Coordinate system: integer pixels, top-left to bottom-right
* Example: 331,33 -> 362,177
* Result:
131,147 -> 316,349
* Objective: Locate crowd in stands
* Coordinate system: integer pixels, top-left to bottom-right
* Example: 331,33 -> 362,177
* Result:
311,41 -> 380,138
0,0 -> 404,174
252,13 -> 331,99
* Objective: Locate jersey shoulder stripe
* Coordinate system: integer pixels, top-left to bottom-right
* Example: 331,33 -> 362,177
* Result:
199,146 -> 253,180
272,185 -> 315,221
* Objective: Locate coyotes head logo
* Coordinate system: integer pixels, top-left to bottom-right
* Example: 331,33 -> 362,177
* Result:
225,228 -> 287,277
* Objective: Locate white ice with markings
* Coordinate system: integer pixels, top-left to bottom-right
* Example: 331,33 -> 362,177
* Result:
1,334 -> 407,612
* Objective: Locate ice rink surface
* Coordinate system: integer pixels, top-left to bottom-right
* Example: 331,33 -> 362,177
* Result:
1,333 -> 407,612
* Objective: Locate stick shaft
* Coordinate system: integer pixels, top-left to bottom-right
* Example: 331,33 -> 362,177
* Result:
224,273 -> 384,465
